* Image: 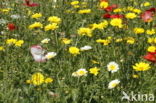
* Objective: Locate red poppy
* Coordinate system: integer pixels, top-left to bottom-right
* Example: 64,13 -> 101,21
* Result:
23,0 -> 39,7
103,13 -> 124,18
146,8 -> 156,12
143,52 -> 156,63
7,23 -> 16,31
104,4 -> 118,12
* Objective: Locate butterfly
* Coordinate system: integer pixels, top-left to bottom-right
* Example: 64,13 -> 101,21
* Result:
30,45 -> 46,62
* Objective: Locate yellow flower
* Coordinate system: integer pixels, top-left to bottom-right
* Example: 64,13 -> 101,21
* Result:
146,29 -> 155,35
147,46 -> 156,52
62,38 -> 72,44
110,18 -> 123,28
28,22 -> 43,29
31,73 -> 44,86
0,46 -> 4,51
115,38 -> 123,43
45,78 -> 53,83
31,13 -> 42,19
125,13 -> 137,19
89,67 -> 100,76
143,2 -> 150,7
73,5 -> 80,8
15,40 -> 24,47
44,23 -> 59,31
71,1 -> 79,6
26,80 -> 31,84
77,27 -> 92,37
113,8 -> 122,13
99,1 -> 108,9
48,16 -> 61,24
132,9 -> 141,14
91,20 -> 108,30
0,8 -> 11,13
96,39 -> 111,45
132,74 -> 139,78
133,27 -> 144,34
6,38 -> 17,45
147,38 -> 154,44
127,6 -> 134,11
126,37 -> 135,44
91,60 -> 100,64
133,62 -> 151,71
78,9 -> 91,14
69,47 -> 80,55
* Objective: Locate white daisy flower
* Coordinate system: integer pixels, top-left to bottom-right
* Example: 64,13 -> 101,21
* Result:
108,79 -> 120,89
107,61 -> 119,73
80,45 -> 92,51
45,52 -> 57,59
72,68 -> 88,77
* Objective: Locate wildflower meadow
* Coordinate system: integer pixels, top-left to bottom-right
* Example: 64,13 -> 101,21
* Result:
1,0 -> 156,103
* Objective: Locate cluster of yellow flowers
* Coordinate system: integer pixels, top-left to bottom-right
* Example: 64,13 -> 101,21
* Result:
114,6 -> 141,14
78,9 -> 91,14
28,14 -> 61,31
148,37 -> 156,44
6,38 -> 24,47
146,29 -> 155,35
77,20 -> 108,37
96,38 -> 111,46
26,72 -> 53,86
90,20 -> 108,30
96,36 -> 136,45
70,1 -> 87,8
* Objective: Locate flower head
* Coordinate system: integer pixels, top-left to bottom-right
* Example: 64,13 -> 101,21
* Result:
45,52 -> 57,59
89,67 -> 100,76
48,16 -> 61,24
31,13 -> 42,19
31,72 -> 44,85
80,45 -> 92,51
110,18 -> 123,28
78,27 -> 92,37
133,62 -> 151,71
72,68 -> 88,77
44,23 -> 58,31
69,46 -> 80,55
107,61 -> 119,73
28,22 -> 43,29
108,79 -> 120,89
45,78 -> 53,83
